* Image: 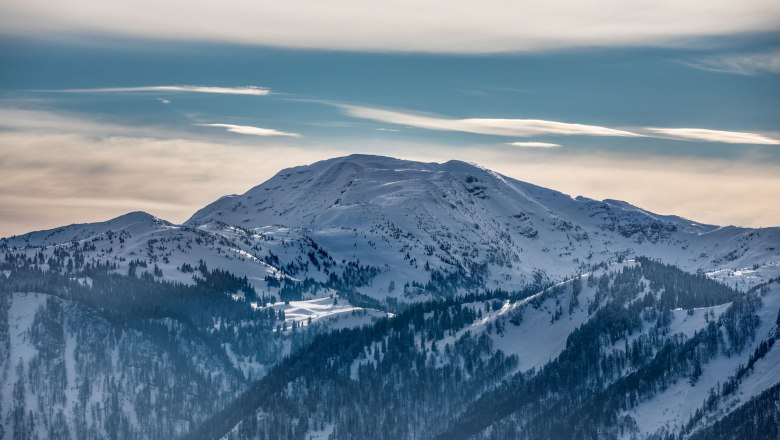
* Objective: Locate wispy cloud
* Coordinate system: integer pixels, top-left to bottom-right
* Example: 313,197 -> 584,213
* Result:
0,108 -> 142,135
340,105 -> 641,138
684,51 -> 780,76
198,123 -> 301,137
56,85 -> 271,96
2,0 -> 779,53
507,141 -> 561,148
646,128 -> 780,145
339,104 -> 780,146
0,108 -> 339,236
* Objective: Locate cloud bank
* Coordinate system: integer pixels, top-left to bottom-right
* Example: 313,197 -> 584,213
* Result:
198,123 -> 301,137
341,105 -> 641,138
2,0 -> 779,53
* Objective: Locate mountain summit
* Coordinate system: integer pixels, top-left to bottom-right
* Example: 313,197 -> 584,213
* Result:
4,155 -> 779,297
188,154 -> 704,233
182,154 -> 777,294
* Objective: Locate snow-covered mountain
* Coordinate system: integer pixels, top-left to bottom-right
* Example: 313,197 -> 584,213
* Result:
2,154 -> 779,440
4,155 -> 779,301
185,154 -> 779,290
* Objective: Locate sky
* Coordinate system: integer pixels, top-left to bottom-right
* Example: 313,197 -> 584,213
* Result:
0,0 -> 779,236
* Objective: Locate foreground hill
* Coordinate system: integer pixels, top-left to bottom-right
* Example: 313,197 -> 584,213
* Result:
189,259 -> 780,440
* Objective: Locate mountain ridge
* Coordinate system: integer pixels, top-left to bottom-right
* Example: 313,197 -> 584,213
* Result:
3,154 -> 779,296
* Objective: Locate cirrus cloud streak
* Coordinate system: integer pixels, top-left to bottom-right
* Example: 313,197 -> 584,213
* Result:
54,85 -> 271,96
340,105 -> 641,138
646,127 -> 780,145
339,104 -> 780,145
198,123 -> 301,137
684,51 -> 780,76
508,142 -> 562,148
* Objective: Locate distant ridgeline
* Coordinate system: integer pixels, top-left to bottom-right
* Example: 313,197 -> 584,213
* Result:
2,155 -> 780,439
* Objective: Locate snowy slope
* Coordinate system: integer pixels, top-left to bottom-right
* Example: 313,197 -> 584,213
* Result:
445,263 -> 780,440
636,282 -> 780,439
1,212 -> 286,288
0,291 -> 246,439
